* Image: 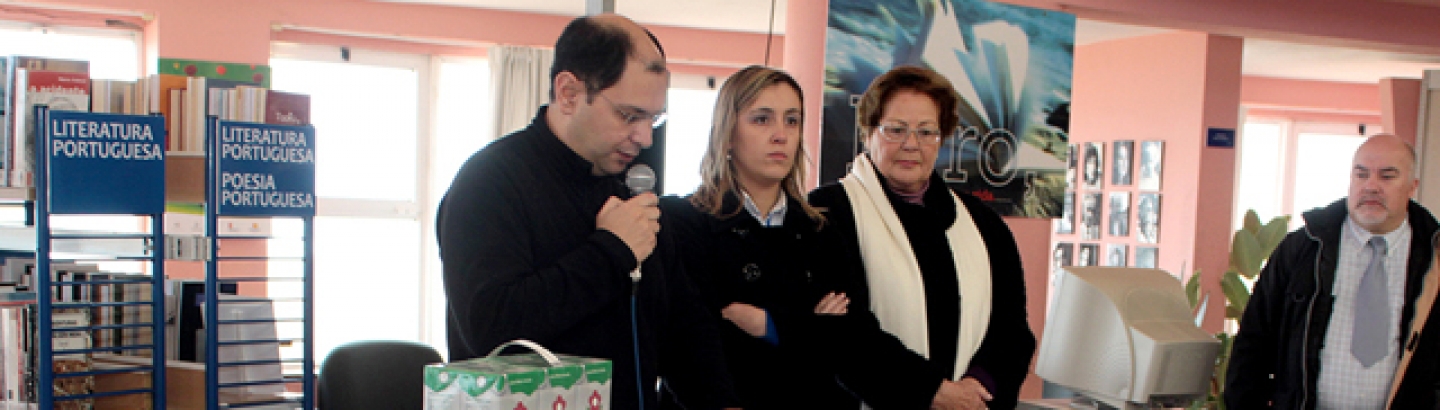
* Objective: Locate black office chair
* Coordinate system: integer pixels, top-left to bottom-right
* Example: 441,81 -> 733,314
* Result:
317,340 -> 443,410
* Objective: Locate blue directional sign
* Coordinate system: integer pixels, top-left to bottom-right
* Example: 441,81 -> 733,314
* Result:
213,120 -> 316,217
43,110 -> 166,215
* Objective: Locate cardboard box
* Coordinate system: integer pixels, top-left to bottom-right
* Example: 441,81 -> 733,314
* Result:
424,353 -> 611,410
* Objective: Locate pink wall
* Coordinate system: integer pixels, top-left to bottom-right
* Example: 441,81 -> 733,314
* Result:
1242,76 -> 1382,114
784,0 -> 828,191
1383,78 -> 1423,145
996,0 -> 1440,55
11,0 -> 780,75
1068,31 -> 1242,333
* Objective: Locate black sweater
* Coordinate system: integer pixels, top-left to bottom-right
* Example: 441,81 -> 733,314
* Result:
660,193 -> 860,409
808,171 -> 1037,410
436,106 -> 738,409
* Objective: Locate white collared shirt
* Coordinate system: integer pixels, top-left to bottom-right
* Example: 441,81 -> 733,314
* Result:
741,190 -> 787,227
1316,218 -> 1411,409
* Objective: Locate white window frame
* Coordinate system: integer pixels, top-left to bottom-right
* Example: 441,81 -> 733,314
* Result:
269,43 -> 435,346
1235,113 -> 1381,230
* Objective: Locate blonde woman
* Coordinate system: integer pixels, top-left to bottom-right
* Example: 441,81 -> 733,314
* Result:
660,65 -> 856,408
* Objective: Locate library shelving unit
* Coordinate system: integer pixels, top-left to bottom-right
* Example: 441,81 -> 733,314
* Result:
203,117 -> 316,410
34,107 -> 169,409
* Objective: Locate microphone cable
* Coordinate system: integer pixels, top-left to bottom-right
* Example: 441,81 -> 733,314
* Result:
631,280 -> 645,410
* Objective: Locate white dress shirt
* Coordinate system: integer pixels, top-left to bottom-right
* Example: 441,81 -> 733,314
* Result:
1316,218 -> 1411,409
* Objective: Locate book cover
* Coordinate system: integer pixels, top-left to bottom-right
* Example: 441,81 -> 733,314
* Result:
158,58 -> 270,88
5,57 -> 89,187
265,89 -> 310,126
11,69 -> 91,188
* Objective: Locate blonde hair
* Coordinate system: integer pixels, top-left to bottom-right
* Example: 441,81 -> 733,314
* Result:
690,65 -> 825,227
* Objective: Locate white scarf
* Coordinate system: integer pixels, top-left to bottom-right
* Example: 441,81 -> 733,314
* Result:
840,154 -> 992,385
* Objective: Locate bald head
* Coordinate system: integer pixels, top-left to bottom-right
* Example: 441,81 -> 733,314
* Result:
590,14 -> 664,64
550,13 -> 668,102
1348,133 -> 1419,233
1355,134 -> 1416,175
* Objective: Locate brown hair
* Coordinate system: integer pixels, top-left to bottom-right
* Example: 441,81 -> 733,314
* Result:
855,65 -> 962,144
690,65 -> 825,227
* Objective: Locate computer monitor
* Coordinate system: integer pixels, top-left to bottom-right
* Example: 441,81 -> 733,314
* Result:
1035,267 -> 1219,409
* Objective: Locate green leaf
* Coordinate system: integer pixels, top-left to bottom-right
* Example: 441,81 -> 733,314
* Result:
1222,270 -> 1250,318
1243,210 -> 1262,234
1186,269 -> 1202,309
1231,230 -> 1264,278
1258,217 -> 1290,253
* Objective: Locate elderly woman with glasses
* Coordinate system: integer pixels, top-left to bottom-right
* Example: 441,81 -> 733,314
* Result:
809,65 -> 1036,410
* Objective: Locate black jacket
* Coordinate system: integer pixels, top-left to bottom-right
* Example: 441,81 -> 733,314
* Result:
808,171 -> 1036,410
1226,199 -> 1440,409
436,106 -> 738,409
659,193 -> 860,409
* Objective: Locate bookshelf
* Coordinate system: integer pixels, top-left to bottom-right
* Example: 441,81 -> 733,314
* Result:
202,117 -> 315,410
3,53 -> 315,409
33,107 -> 169,410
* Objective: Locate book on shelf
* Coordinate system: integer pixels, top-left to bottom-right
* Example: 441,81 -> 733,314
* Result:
9,68 -> 91,189
90,79 -> 149,115
209,296 -> 282,395
3,57 -> 89,189
265,89 -> 310,126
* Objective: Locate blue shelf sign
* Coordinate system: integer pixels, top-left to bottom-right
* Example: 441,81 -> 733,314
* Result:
43,110 -> 166,214
214,120 -> 316,217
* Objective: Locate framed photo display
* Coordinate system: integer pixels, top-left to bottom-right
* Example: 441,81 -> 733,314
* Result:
1078,244 -> 1100,267
1082,192 -> 1103,240
1139,140 -> 1164,190
1138,193 -> 1161,243
1083,142 -> 1104,190
1056,191 -> 1075,234
1105,244 -> 1128,267
1112,140 -> 1134,186
1135,247 -> 1158,268
1108,191 -> 1130,237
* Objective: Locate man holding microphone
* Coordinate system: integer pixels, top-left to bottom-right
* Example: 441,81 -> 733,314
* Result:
437,13 -> 739,409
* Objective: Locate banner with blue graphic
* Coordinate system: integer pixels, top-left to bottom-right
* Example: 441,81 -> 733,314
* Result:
213,120 -> 315,217
823,0 -> 1075,217
44,110 -> 166,215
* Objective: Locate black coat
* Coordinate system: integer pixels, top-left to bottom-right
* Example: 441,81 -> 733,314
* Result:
436,107 -> 738,409
659,193 -> 860,409
808,171 -> 1036,410
1226,199 -> 1440,409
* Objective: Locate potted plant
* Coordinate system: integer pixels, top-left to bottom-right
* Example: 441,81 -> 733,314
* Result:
1185,210 -> 1291,410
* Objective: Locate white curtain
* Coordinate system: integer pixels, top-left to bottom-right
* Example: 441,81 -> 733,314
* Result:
489,45 -> 554,140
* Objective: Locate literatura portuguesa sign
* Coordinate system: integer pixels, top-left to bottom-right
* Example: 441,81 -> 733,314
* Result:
43,110 -> 166,215
213,120 -> 316,217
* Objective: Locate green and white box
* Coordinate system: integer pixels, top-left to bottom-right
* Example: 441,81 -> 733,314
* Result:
423,340 -> 611,410
573,356 -> 612,410
423,360 -> 544,410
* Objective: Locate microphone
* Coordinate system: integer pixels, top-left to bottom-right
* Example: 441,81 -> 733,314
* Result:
625,163 -> 656,197
624,164 -> 655,283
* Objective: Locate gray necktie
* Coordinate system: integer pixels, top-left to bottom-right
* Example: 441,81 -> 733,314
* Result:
1353,236 -> 1390,367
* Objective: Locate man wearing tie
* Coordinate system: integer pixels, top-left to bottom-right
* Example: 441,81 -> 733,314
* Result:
1226,134 -> 1440,409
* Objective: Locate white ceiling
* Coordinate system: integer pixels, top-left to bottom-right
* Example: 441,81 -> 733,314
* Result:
379,0 -> 1440,84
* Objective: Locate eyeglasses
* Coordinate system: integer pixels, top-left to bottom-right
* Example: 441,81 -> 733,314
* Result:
596,93 -> 668,129
876,123 -> 945,145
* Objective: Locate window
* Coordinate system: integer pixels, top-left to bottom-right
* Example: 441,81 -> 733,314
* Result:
1234,116 -> 1377,231
0,20 -> 141,273
0,20 -> 140,80
427,57 -> 492,355
271,44 -> 489,363
662,75 -> 720,196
